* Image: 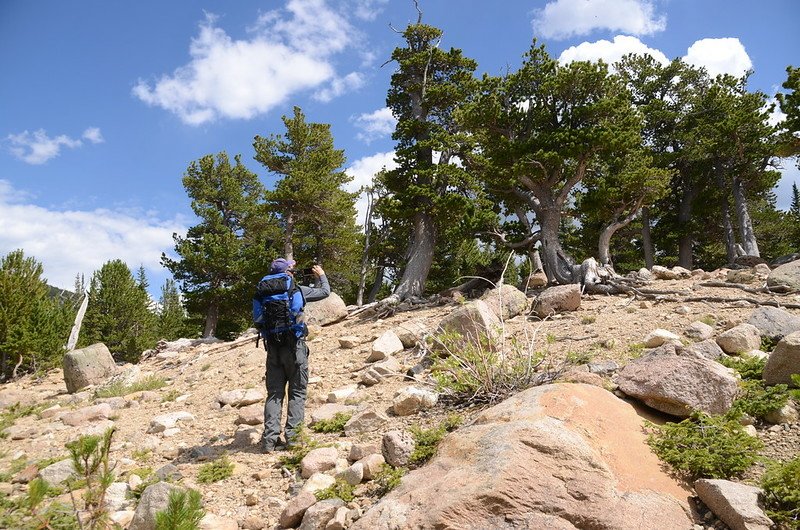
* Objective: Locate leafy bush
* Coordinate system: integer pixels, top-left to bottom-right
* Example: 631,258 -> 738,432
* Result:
155,489 -> 204,530
196,455 -> 233,484
373,464 -> 407,497
310,412 -> 352,433
761,456 -> 800,528
646,412 -> 763,479
94,375 -> 167,398
278,427 -> 321,470
315,479 -> 355,502
761,335 -> 780,353
430,327 -> 560,406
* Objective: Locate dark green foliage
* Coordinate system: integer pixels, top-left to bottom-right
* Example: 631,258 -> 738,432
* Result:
155,489 -> 205,530
254,106 -> 362,301
158,279 -> 189,340
409,414 -> 463,467
310,412 -> 352,433
0,482 -> 78,530
162,151 -> 268,338
65,427 -> 116,529
646,412 -> 763,479
278,427 -> 320,470
315,479 -> 355,502
761,456 -> 800,528
196,455 -> 233,484
718,355 -> 766,380
79,259 -> 157,362
373,464 -> 407,497
0,249 -> 76,379
730,381 -> 790,420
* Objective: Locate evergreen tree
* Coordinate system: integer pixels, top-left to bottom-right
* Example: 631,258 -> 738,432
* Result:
157,279 -> 187,341
254,107 -> 362,297
0,250 -> 74,379
790,182 -> 800,221
776,65 -> 800,163
379,19 -> 488,300
79,259 -> 157,362
162,152 -> 267,338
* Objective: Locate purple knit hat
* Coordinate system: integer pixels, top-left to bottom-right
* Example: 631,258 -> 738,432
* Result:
270,257 -> 296,274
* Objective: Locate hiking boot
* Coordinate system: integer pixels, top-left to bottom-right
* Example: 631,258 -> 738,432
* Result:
261,439 -> 277,453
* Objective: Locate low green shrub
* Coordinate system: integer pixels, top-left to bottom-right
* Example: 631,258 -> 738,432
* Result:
761,456 -> 800,528
0,457 -> 27,482
65,427 -> 117,528
730,381 -> 790,421
409,414 -> 463,467
646,412 -> 763,479
310,413 -> 352,433
155,488 -> 204,530
627,342 -> 645,358
278,428 -> 321,470
761,336 -> 780,353
0,480 -> 78,530
94,375 -> 167,399
373,464 -> 407,497
315,479 -> 355,502
718,355 -> 767,381
196,455 -> 233,484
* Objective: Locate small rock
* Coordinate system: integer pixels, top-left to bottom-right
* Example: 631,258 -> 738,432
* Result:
327,385 -> 358,404
685,321 -> 715,341
716,324 -> 762,355
279,491 -> 317,529
357,453 -> 385,480
643,329 -> 681,348
344,409 -> 389,436
234,403 -> 264,426
336,462 -> 364,486
301,472 -> 336,494
301,447 -> 339,479
338,336 -> 360,349
382,430 -> 414,468
147,411 -> 195,434
368,330 -> 404,362
299,499 -> 345,530
391,387 -> 438,416
349,443 -> 380,462
199,513 -> 238,530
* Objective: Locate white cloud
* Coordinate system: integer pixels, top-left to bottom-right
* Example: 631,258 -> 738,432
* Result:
7,129 -> 83,165
349,0 -> 389,21
532,0 -> 666,40
558,35 -> 669,67
0,180 -> 185,293
683,38 -> 752,78
134,2 -> 362,125
345,151 -> 397,225
352,107 -> 397,143
82,127 -> 104,144
766,97 -> 787,128
313,72 -> 365,102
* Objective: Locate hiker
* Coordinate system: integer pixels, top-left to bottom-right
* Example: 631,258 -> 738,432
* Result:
254,258 -> 330,453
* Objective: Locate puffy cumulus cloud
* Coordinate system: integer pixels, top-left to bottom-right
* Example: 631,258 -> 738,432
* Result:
0,180 -> 185,292
6,127 -> 103,165
349,0 -> 389,21
558,35 -> 669,67
313,72 -> 365,102
683,38 -> 752,78
133,2 -> 361,125
351,107 -> 397,143
532,0 -> 666,40
345,151 -> 397,224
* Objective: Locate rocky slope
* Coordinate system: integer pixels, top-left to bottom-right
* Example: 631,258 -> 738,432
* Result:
1,264 -> 799,529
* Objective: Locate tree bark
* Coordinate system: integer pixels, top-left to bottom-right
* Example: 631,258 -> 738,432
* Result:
356,190 -> 374,306
732,174 -> 760,257
539,208 -> 576,285
391,210 -> 436,300
284,211 -> 295,261
641,207 -> 654,269
677,178 -> 697,269
367,265 -> 385,303
203,301 -> 219,338
715,165 -> 738,263
598,203 -> 642,267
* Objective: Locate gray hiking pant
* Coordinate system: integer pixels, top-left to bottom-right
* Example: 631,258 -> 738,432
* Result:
262,337 -> 308,448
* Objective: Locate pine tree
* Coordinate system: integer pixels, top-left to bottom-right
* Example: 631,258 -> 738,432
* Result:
0,250 -> 74,378
158,279 -> 187,341
254,107 -> 362,297
79,259 -> 157,362
790,182 -> 800,221
162,152 -> 267,338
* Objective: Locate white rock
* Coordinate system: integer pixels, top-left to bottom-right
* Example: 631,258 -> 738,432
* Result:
327,385 -> 358,403
392,387 -> 439,416
147,411 -> 195,434
368,330 -> 404,362
643,329 -> 681,348
301,472 -> 337,494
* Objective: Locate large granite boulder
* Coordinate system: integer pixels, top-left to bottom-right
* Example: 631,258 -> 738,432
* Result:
480,283 -> 529,320
129,482 -> 183,530
353,384 -> 694,530
63,343 -> 117,393
617,352 -> 739,417
694,479 -> 772,530
763,331 -> 800,386
435,300 -> 501,351
304,292 -> 348,326
532,284 -> 581,318
767,258 -> 800,291
746,306 -> 800,342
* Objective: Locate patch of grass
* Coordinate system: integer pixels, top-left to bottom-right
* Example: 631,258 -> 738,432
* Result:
580,315 -> 597,325
700,315 -> 716,326
34,456 -> 63,471
200,363 -> 211,372
94,375 -> 167,399
315,479 -> 355,502
196,455 -> 234,484
161,389 -> 181,403
0,480 -> 78,530
310,412 -> 352,434
0,457 -> 28,483
0,402 -> 48,439
128,467 -> 157,501
373,464 -> 407,497
565,350 -> 594,365
646,412 -> 763,480
761,456 -> 800,527
132,449 -> 153,463
627,342 -> 645,358
546,333 -> 557,344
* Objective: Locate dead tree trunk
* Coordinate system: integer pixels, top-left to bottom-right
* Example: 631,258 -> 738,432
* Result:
732,174 -> 760,257
66,293 -> 89,351
598,200 -> 643,267
388,210 -> 436,302
715,166 -> 738,263
641,207 -> 654,269
356,189 -> 375,306
284,211 -> 295,261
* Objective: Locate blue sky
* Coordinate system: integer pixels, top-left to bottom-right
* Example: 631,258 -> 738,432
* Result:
2,0 -> 798,295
